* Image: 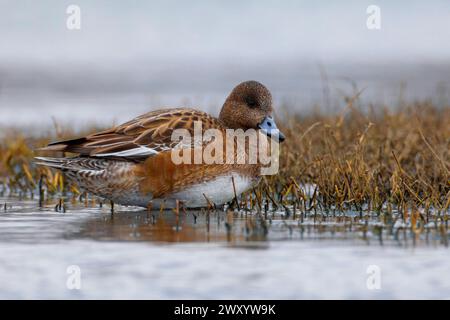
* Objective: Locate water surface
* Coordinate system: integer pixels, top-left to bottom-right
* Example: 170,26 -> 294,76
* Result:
0,196 -> 449,299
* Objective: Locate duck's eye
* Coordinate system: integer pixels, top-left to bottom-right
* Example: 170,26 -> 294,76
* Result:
246,98 -> 257,108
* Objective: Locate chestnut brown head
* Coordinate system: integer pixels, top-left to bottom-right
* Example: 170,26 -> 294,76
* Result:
219,80 -> 285,142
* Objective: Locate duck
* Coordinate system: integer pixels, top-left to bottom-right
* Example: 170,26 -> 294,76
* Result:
35,80 -> 285,208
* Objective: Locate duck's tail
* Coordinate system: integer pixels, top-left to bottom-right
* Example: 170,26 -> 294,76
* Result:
34,156 -> 110,171
34,157 -> 69,170
34,157 -> 141,204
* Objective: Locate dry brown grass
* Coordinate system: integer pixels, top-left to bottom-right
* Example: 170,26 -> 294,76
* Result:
1,102 -> 449,215
267,102 -> 450,215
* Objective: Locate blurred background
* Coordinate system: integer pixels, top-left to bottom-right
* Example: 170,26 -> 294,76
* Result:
1,0 -> 450,128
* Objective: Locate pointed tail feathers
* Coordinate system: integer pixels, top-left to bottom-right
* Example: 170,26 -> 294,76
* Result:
34,157 -> 69,170
34,157 -> 111,172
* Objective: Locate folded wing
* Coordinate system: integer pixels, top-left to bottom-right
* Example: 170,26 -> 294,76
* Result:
38,108 -> 222,160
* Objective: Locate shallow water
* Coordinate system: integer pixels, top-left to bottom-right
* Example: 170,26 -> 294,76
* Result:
0,196 -> 449,299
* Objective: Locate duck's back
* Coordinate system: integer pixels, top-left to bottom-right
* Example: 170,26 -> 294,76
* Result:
38,107 -> 224,160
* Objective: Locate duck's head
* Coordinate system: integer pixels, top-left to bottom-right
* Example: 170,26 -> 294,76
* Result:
219,80 -> 285,142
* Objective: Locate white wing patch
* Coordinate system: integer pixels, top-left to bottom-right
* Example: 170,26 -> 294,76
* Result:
95,146 -> 159,157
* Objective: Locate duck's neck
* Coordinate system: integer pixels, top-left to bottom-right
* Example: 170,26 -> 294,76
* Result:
218,101 -> 238,129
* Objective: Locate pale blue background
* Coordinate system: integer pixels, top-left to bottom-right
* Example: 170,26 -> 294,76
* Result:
1,0 -> 449,127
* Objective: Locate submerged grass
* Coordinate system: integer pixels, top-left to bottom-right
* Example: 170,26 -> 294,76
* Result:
0,101 -> 449,219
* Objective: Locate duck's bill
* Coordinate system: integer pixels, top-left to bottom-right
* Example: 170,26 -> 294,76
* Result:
258,116 -> 285,142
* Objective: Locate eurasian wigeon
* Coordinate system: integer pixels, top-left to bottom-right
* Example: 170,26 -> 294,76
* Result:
35,81 -> 285,208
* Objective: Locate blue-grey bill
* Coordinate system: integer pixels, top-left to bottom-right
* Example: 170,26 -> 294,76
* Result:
258,116 -> 285,142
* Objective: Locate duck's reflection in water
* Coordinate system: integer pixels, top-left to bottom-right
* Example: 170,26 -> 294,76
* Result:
75,209 -> 270,247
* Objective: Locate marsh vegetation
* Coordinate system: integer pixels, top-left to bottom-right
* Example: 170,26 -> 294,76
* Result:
1,99 -> 449,246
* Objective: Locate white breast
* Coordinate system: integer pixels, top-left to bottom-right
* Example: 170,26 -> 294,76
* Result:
165,173 -> 258,208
